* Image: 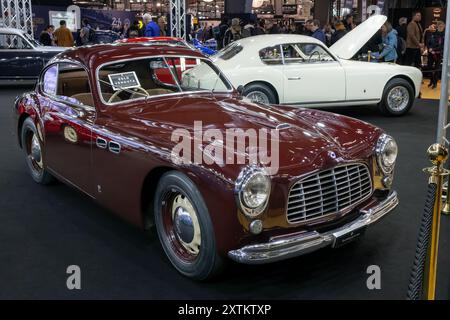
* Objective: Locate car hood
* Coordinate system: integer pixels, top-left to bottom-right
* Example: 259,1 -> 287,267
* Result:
121,94 -> 381,174
329,14 -> 387,60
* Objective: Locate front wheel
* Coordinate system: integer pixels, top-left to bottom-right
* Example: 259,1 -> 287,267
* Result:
21,117 -> 54,185
378,78 -> 415,116
153,171 -> 224,280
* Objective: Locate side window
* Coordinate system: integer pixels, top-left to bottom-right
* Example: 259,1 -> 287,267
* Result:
56,63 -> 92,106
282,43 -> 335,64
42,65 -> 58,96
259,45 -> 283,65
42,63 -> 92,106
0,33 -> 32,49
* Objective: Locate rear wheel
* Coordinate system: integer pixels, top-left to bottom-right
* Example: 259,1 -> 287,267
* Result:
21,118 -> 54,185
243,83 -> 277,104
153,171 -> 224,280
378,78 -> 414,116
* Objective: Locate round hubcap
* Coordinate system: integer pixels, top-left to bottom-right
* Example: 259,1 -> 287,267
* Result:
29,134 -> 43,169
387,86 -> 410,111
171,194 -> 201,256
246,91 -> 270,104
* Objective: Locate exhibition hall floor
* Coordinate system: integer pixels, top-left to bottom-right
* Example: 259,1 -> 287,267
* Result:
1,87 -> 449,300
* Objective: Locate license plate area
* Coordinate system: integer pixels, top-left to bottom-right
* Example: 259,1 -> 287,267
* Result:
332,226 -> 367,248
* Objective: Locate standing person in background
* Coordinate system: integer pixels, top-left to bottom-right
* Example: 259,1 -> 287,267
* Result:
223,18 -> 242,47
128,20 -> 143,38
254,20 -> 266,35
158,16 -> 168,36
120,20 -> 131,39
324,23 -> 334,47
216,18 -> 229,50
396,17 -> 408,40
143,13 -> 160,37
78,19 -> 93,46
266,20 -> 281,34
396,17 -> 408,64
242,20 -> 255,38
405,11 -> 424,68
54,20 -> 74,47
343,14 -> 355,31
427,21 -> 445,89
310,19 -> 326,44
331,21 -> 347,45
377,21 -> 398,63
39,25 -> 53,46
304,20 -> 313,35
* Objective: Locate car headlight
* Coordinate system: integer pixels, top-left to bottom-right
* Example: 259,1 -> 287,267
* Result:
235,167 -> 271,217
376,134 -> 398,174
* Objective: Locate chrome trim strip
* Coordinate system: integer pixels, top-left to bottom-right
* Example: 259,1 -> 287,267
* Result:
228,191 -> 399,264
283,99 -> 380,106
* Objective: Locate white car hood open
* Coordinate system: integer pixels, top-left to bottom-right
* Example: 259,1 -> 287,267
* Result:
329,14 -> 387,60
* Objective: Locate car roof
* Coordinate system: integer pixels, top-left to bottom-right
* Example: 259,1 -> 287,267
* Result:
52,42 -> 206,69
236,34 -> 325,49
0,27 -> 25,35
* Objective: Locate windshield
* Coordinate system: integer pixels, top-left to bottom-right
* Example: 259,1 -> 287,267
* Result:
97,56 -> 232,104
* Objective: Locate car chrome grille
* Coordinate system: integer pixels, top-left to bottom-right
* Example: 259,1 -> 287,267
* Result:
287,164 -> 373,224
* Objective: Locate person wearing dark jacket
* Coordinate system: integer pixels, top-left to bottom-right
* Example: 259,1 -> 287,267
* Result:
343,14 -> 355,31
396,17 -> 408,64
216,18 -> 229,50
396,17 -> 408,39
427,21 -> 445,88
254,20 -> 266,35
223,18 -> 242,47
39,25 -> 53,46
331,22 -> 347,45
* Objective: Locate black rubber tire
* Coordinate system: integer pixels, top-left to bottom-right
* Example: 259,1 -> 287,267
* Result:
243,83 -> 278,104
21,117 -> 54,185
378,78 -> 415,116
153,171 -> 224,280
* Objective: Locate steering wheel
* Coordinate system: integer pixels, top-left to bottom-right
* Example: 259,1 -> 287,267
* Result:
108,87 -> 150,103
308,51 -> 321,63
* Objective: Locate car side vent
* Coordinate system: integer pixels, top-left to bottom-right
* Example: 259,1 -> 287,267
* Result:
96,137 -> 108,149
108,141 -> 121,154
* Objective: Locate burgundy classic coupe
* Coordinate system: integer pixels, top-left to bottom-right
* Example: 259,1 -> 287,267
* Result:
13,42 -> 399,280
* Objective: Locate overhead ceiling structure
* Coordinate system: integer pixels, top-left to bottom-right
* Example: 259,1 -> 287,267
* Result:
1,0 -> 34,36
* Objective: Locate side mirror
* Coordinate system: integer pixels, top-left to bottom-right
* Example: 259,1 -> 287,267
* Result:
237,85 -> 244,96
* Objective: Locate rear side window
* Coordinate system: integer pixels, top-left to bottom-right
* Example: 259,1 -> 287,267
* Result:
216,43 -> 243,60
42,65 -> 58,96
41,63 -> 93,106
259,45 -> 283,65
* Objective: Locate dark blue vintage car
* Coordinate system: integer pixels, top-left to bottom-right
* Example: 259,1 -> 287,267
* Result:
0,27 -> 65,85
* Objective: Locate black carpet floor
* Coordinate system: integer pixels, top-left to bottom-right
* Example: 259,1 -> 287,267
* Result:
1,87 -> 449,300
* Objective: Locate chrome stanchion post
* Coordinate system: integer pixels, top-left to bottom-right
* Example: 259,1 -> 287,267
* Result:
423,144 -> 448,300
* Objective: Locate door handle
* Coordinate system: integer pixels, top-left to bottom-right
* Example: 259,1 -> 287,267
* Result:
288,76 -> 302,80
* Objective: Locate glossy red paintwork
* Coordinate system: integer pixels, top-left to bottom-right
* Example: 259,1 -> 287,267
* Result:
13,43 -> 388,256
115,37 -> 185,44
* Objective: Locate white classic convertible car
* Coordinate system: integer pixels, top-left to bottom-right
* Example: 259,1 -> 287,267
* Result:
213,15 -> 422,116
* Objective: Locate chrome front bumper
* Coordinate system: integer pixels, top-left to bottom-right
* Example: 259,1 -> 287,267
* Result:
228,191 -> 399,264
